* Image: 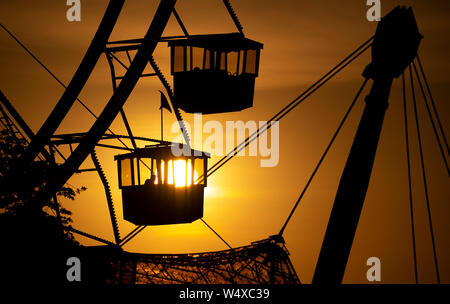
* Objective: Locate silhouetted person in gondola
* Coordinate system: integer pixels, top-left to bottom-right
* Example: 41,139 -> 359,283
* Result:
145,174 -> 156,186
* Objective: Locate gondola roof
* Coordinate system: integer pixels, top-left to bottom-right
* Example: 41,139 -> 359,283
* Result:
114,144 -> 210,160
167,33 -> 263,51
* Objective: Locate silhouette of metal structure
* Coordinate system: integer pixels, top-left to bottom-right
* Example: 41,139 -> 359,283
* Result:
1,1 -> 447,284
81,236 -> 298,284
0,90 -> 34,143
313,6 -> 423,284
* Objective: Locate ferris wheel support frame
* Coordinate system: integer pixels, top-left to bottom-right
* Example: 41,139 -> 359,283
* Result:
25,0 -> 177,211
16,0 -> 125,169
313,7 -> 423,284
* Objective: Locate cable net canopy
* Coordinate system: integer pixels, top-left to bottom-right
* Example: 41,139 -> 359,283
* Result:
82,236 -> 300,284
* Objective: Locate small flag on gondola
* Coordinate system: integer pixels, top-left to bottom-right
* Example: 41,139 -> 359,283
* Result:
159,90 -> 172,113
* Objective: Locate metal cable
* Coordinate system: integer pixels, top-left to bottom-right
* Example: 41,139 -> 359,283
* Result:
279,78 -> 368,236
201,39 -> 373,183
0,23 -> 130,151
413,60 -> 449,176
409,65 -> 440,283
120,226 -> 147,248
416,55 -> 450,156
120,225 -> 144,246
402,72 -> 418,284
201,218 -> 233,249
206,36 -> 373,177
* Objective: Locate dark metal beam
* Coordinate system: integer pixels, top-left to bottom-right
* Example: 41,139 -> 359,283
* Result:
67,227 -> 116,246
313,75 -> 393,284
17,0 -> 124,166
0,90 -> 52,160
313,6 -> 422,284
172,7 -> 189,37
37,0 -> 177,207
51,133 -> 170,145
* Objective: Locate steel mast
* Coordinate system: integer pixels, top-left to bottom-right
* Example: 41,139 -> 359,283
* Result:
313,7 -> 422,284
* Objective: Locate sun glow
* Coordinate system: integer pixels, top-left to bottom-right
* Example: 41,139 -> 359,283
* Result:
155,159 -> 199,187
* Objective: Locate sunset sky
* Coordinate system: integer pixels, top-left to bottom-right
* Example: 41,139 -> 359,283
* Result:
1,0 -> 449,283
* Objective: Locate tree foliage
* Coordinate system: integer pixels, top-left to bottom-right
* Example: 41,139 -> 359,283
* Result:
0,130 -> 85,284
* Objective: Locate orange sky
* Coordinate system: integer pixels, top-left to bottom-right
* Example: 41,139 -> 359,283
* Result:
1,0 -> 449,283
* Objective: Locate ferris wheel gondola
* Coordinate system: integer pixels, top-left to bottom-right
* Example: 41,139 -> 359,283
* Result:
168,33 -> 263,114
115,144 -> 209,225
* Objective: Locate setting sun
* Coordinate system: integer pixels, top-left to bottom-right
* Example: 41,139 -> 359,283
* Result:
155,159 -> 199,187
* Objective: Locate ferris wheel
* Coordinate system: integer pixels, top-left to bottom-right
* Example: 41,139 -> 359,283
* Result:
0,1 -> 447,284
